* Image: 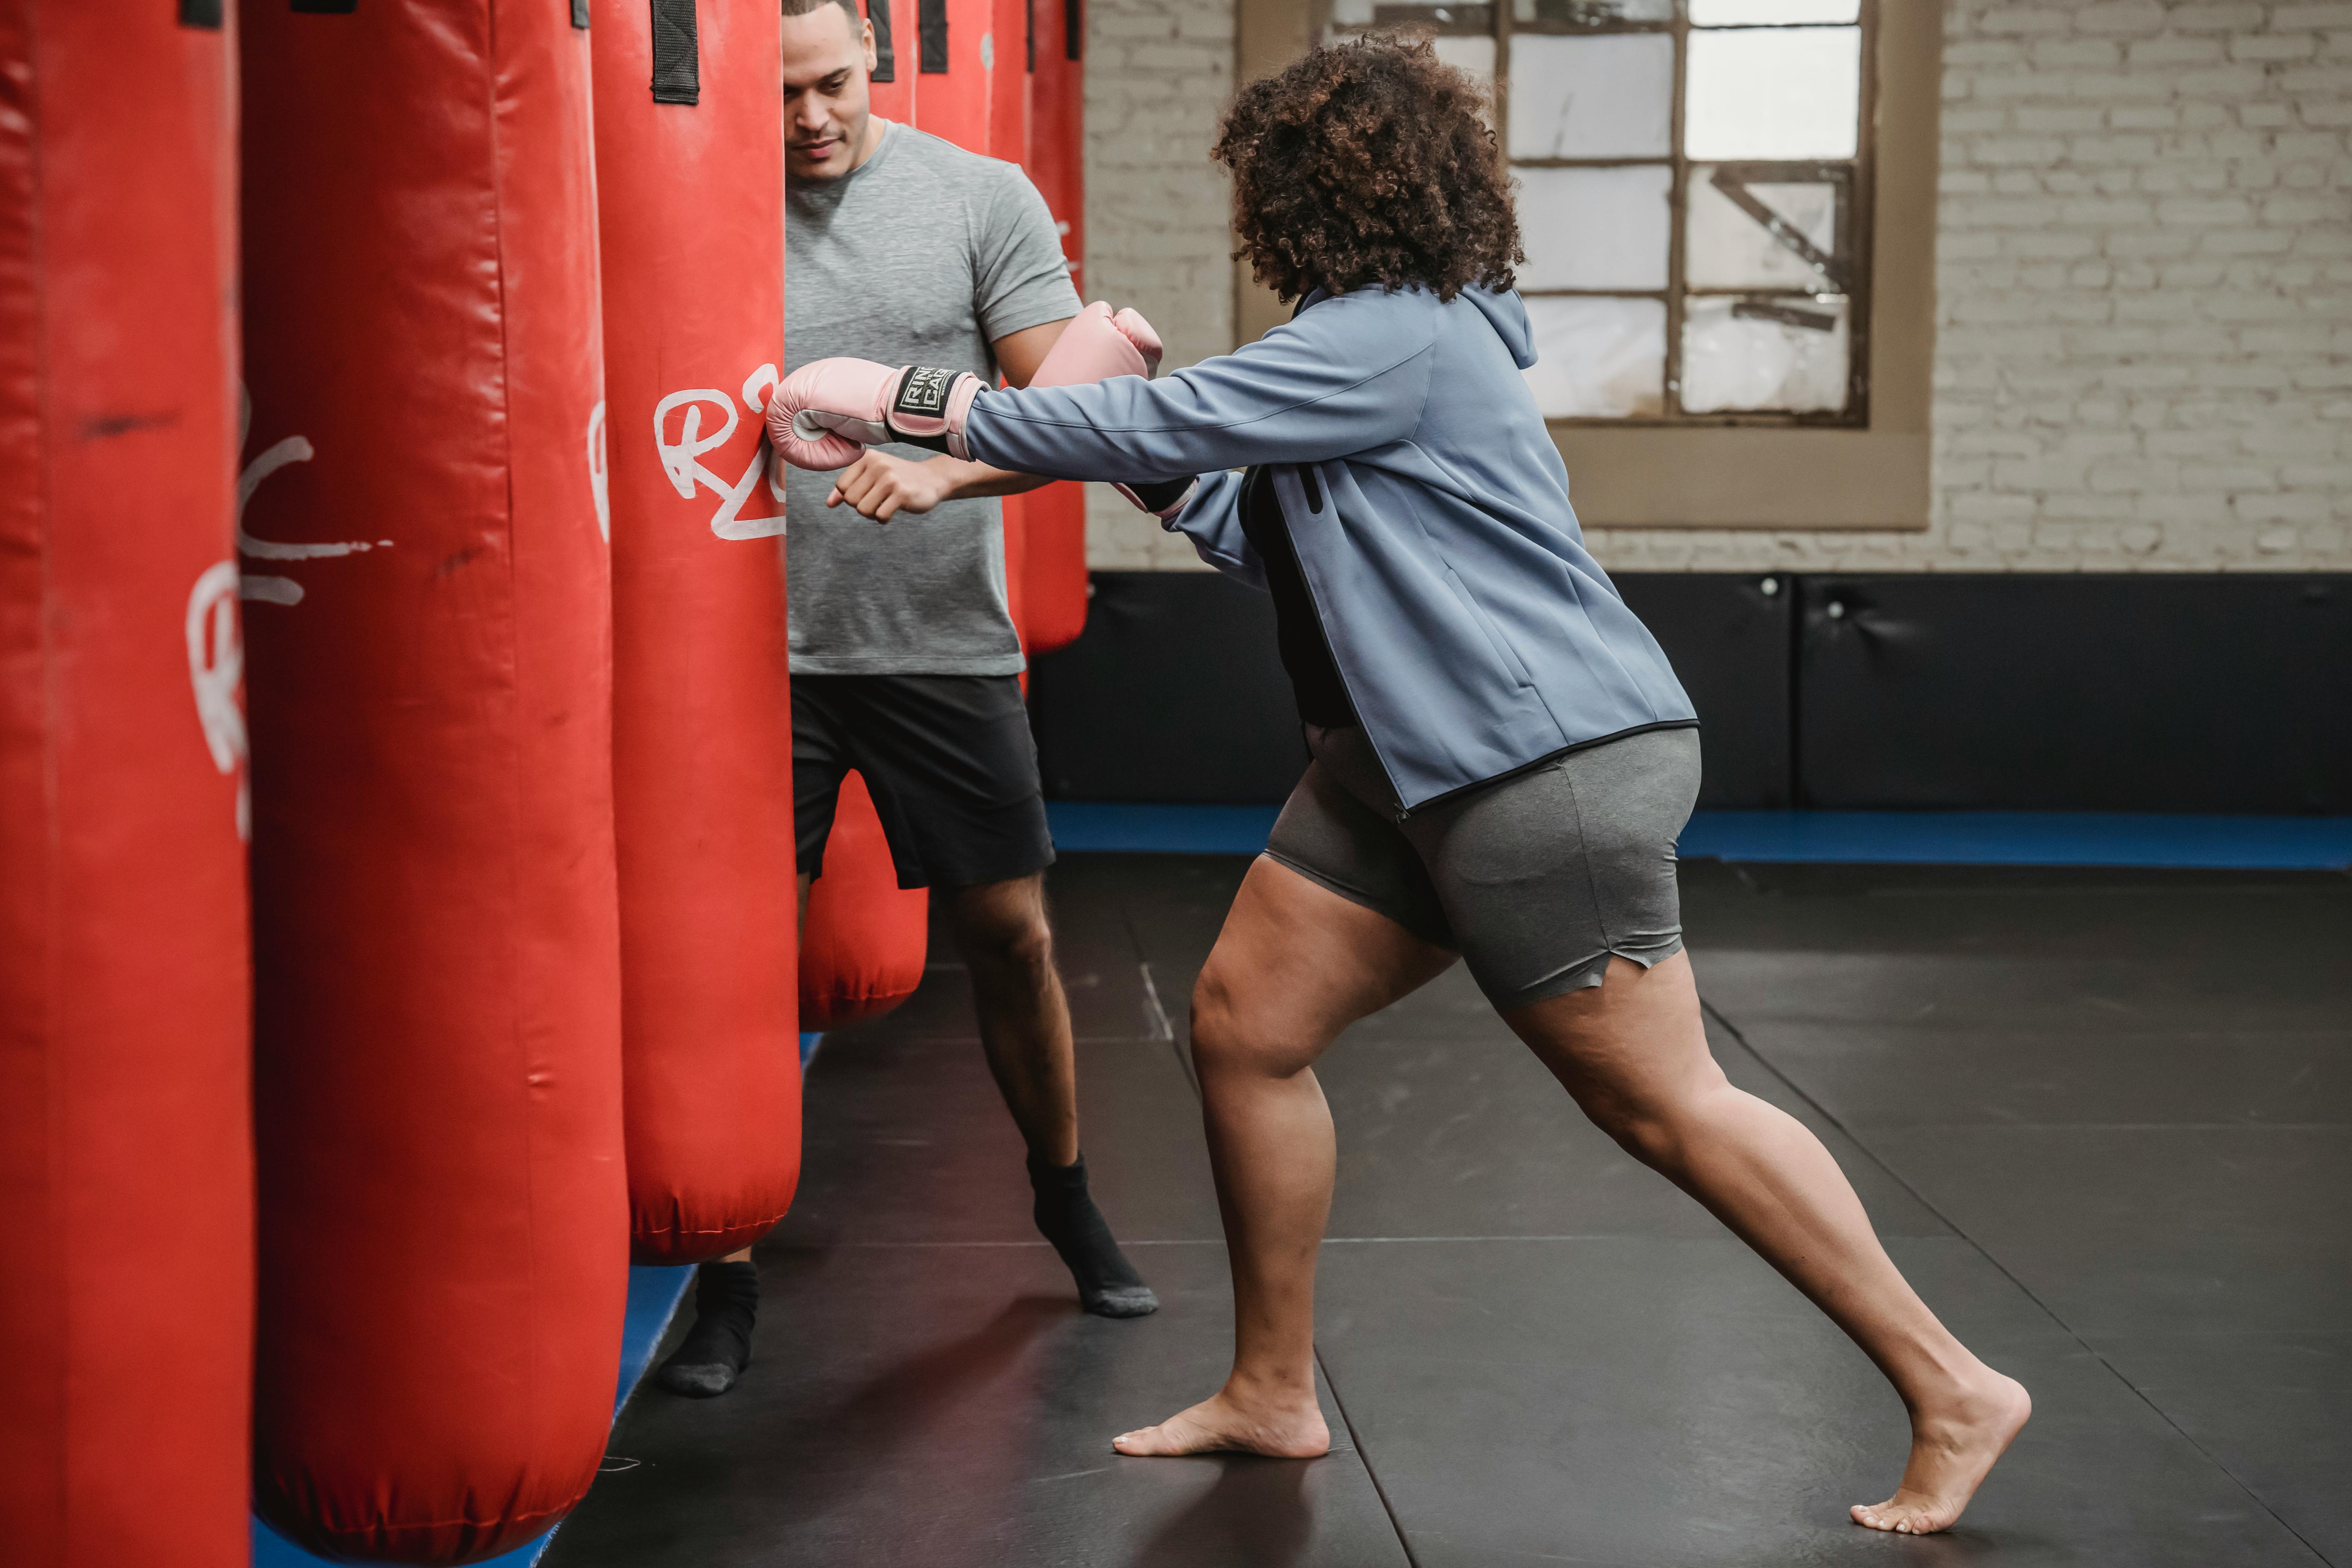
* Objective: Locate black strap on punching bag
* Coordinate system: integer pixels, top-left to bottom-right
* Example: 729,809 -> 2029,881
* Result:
869,0 -> 896,82
573,0 -> 589,29
651,0 -> 699,103
918,0 -> 946,74
1065,0 -> 1081,61
289,0 -> 358,12
180,0 -> 224,25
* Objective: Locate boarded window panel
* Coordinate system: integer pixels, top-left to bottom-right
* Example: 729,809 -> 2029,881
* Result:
1685,26 -> 1860,160
1508,33 -> 1673,160
1680,295 -> 1849,413
1686,172 -> 1839,290
1514,0 -> 1672,22
1523,296 -> 1667,418
1690,0 -> 1858,23
1433,32 -> 1496,82
1517,165 -> 1672,290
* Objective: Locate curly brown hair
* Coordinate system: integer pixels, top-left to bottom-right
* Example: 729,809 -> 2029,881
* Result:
1213,34 -> 1522,305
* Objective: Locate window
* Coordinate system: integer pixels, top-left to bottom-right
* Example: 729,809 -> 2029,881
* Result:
1328,0 -> 1878,427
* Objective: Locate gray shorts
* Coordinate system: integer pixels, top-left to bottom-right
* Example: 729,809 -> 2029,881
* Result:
1264,724 -> 1702,1012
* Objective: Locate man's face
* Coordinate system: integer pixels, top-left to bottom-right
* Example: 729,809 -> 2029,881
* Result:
782,4 -> 876,182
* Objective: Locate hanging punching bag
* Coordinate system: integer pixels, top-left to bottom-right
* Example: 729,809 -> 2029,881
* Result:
799,772 -> 930,1029
1018,0 -> 1091,655
241,2 -> 625,1561
594,0 -> 803,1267
0,7 -> 250,1566
863,0 -> 914,122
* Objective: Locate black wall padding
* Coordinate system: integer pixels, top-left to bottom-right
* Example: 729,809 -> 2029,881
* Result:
1798,574 -> 2352,813
918,0 -> 947,72
1614,574 -> 1793,809
868,0 -> 894,82
1029,572 -> 1307,804
651,0 -> 699,103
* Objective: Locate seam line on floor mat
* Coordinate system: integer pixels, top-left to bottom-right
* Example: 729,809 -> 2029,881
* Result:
1315,1344 -> 1425,1568
1700,994 -> 2333,1565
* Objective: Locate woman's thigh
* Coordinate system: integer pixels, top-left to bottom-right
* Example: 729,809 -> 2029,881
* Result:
1193,855 -> 1458,1079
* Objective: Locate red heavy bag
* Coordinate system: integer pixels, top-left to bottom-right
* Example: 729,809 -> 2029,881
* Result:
0,7 -> 250,1566
1018,0 -> 1091,655
799,772 -> 930,1029
863,0 -> 916,123
240,2 -> 625,1560
594,0 -> 802,1266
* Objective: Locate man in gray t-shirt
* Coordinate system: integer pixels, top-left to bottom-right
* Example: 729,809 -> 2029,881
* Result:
654,0 -> 1156,1401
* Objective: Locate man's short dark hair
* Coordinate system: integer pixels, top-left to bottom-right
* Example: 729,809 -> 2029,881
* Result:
781,0 -> 861,24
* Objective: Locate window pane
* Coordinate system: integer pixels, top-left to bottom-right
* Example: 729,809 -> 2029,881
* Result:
1690,0 -> 1859,23
1523,297 -> 1666,418
1513,0 -> 1673,24
1686,169 -> 1839,290
1433,32 -> 1496,81
1331,0 -> 1376,22
1684,27 -> 1860,160
1680,295 -> 1849,414
1516,165 -> 1671,290
1508,33 -> 1673,160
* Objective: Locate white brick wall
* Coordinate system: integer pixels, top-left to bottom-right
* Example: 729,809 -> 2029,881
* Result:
1082,0 -> 1234,569
1598,0 -> 2352,571
1081,0 -> 2352,572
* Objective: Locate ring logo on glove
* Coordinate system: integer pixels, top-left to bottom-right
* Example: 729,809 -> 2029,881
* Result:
893,367 -> 958,417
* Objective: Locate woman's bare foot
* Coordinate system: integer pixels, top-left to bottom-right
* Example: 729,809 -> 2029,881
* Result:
1111,1386 -> 1331,1458
1852,1368 -> 2032,1535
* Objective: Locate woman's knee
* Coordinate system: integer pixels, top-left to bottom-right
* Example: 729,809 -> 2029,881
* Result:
1188,966 -> 1308,1080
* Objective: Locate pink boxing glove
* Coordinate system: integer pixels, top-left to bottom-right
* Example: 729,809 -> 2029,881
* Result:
1030,300 -> 1161,388
767,357 -> 984,471
1029,303 -> 1195,520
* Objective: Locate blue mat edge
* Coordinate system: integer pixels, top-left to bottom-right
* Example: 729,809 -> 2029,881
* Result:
250,1263 -> 695,1568
1045,802 -> 2352,871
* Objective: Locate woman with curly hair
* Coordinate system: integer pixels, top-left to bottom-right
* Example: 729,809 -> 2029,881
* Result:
773,34 -> 2029,1536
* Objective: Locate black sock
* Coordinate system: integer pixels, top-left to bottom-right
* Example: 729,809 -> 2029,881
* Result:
654,1260 -> 759,1398
1029,1152 -> 1158,1318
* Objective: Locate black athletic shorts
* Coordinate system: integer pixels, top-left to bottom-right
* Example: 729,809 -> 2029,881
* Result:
793,673 -> 1056,890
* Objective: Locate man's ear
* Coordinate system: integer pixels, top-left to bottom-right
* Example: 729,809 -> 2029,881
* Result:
861,19 -> 877,73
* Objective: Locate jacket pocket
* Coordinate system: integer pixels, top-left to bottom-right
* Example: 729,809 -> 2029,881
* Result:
1439,562 -> 1536,689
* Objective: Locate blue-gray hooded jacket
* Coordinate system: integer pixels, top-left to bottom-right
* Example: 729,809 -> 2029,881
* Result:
959,285 -> 1695,815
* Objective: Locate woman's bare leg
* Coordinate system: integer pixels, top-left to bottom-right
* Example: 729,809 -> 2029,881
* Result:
1506,950 -> 2030,1534
1112,856 -> 1455,1458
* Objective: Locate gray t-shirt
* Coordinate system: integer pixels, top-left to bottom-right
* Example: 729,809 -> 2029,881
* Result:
784,120 -> 1080,675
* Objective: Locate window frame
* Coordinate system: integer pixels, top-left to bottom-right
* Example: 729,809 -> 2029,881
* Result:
1235,0 -> 1940,529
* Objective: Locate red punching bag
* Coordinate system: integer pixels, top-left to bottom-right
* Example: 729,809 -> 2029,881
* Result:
0,7 -> 250,1566
241,2 -> 625,1561
1019,0 -> 1091,655
864,0 -> 915,123
593,0 -> 802,1267
799,772 -> 929,1029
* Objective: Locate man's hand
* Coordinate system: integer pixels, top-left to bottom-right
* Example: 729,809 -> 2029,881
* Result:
826,450 -> 963,522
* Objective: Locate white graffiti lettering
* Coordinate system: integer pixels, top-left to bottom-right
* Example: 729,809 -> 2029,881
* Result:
235,387 -> 392,603
653,364 -> 788,541
184,559 -> 250,841
588,399 -> 610,541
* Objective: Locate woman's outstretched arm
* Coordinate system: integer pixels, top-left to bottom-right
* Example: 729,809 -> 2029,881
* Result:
958,293 -> 1435,483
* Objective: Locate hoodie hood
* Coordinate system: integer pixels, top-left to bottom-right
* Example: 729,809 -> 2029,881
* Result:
1299,285 -> 1536,370
1463,286 -> 1537,369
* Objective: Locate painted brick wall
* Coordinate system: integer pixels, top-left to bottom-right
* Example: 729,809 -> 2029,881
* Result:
1080,0 -> 2352,572
1081,0 -> 1236,569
